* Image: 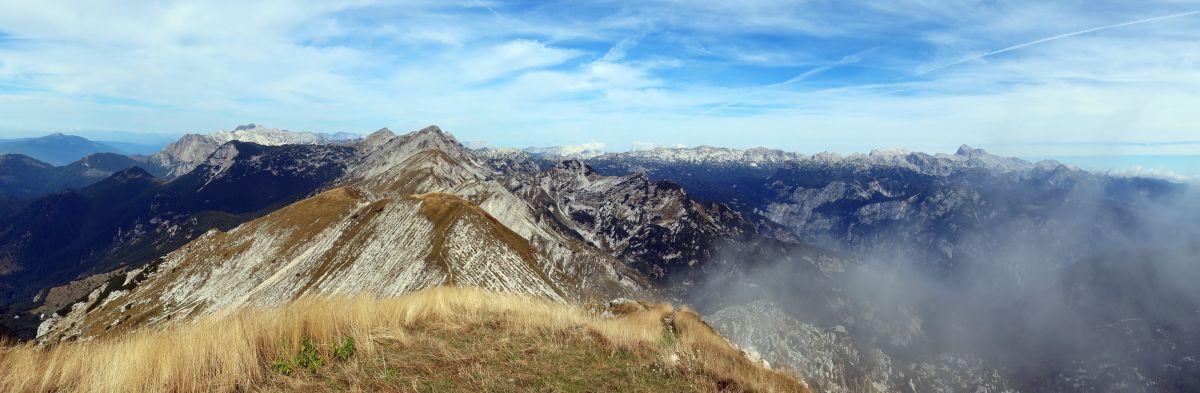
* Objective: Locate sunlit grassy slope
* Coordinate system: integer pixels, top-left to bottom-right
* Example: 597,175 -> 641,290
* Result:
0,286 -> 807,392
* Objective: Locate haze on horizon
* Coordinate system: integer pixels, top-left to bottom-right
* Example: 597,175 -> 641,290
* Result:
0,1 -> 1197,176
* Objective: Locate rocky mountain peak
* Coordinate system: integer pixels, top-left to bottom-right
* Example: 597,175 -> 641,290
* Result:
554,159 -> 597,176
198,141 -> 250,177
357,128 -> 397,152
374,126 -> 473,165
341,125 -> 490,197
406,126 -> 458,146
207,140 -> 246,160
950,144 -> 1036,173
955,144 -> 985,157
416,125 -> 444,134
151,133 -> 225,177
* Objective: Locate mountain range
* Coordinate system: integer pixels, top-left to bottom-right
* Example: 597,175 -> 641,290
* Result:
0,133 -> 127,166
1,125 -> 1196,392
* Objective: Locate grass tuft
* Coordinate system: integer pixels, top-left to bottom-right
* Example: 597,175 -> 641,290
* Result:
661,325 -> 679,347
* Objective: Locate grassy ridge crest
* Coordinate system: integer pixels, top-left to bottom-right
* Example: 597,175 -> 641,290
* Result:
0,286 -> 806,392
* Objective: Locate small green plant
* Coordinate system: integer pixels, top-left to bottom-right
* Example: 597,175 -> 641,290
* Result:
271,335 -> 354,376
333,335 -> 356,361
271,357 -> 295,375
295,336 -> 323,374
660,327 -> 678,347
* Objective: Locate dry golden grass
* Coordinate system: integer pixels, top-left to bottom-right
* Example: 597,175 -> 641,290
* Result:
0,286 -> 807,393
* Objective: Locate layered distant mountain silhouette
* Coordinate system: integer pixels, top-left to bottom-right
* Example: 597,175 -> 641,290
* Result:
0,141 -> 355,337
0,133 -> 124,165
0,125 -> 364,217
0,152 -> 170,218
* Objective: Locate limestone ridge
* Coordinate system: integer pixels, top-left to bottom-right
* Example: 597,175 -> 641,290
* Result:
38,125 -> 652,342
339,126 -> 649,298
149,124 -> 360,177
38,188 -> 572,340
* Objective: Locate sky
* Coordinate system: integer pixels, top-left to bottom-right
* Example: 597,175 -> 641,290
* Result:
0,1 -> 1197,176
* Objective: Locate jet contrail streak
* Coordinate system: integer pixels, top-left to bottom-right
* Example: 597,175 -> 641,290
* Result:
920,10 -> 1200,74
770,50 -> 873,88
704,49 -> 877,115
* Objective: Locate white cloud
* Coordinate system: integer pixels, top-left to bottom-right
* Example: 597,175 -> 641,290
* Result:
461,139 -> 492,149
526,141 -> 607,158
599,36 -> 638,62
460,39 -> 581,82
0,0 -> 1196,160
630,141 -> 688,151
1105,166 -> 1195,183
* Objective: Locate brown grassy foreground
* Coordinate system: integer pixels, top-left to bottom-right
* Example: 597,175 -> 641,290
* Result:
0,287 -> 808,392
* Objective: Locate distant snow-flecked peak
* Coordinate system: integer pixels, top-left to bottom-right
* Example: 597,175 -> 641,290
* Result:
151,124 -> 360,178
209,124 -> 334,146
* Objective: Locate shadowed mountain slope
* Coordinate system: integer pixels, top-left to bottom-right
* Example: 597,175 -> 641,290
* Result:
0,153 -> 169,217
0,142 -> 355,338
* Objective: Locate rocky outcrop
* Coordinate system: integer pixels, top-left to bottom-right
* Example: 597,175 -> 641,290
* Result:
150,124 -> 357,177
497,159 -> 755,287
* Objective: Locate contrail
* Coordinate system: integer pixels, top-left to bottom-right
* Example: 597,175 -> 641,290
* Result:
919,10 -> 1200,74
467,0 -> 506,20
768,52 -> 865,88
704,49 -> 871,115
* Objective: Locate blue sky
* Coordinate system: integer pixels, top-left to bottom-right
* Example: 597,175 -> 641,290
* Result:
0,1 -> 1197,176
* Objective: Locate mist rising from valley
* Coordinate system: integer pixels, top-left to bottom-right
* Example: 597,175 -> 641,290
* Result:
693,169 -> 1200,391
